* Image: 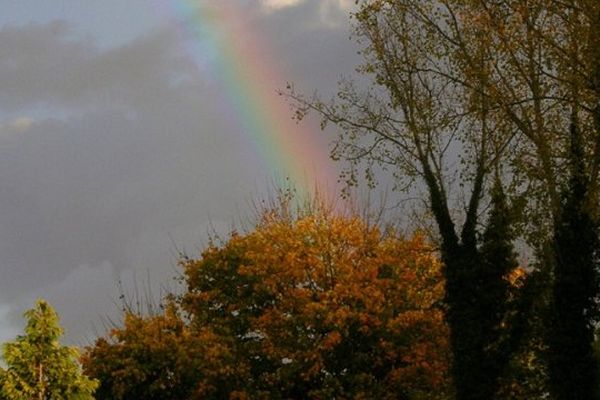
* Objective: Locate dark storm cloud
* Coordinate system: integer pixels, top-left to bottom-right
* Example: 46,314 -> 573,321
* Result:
0,21 -> 200,113
0,0 -> 359,342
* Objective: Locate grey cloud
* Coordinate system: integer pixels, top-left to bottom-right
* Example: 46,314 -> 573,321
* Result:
0,21 -> 198,114
0,0 -> 356,343
253,0 -> 361,92
0,22 -> 257,321
0,21 -> 96,111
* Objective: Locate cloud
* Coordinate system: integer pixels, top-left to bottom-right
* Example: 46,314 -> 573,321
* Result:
260,0 -> 304,11
0,1 -> 358,344
316,0 -> 357,27
24,261 -> 119,344
0,22 -> 258,298
0,304 -> 19,344
260,0 -> 354,12
254,0 -> 361,90
8,117 -> 34,131
0,116 -> 35,139
259,0 -> 356,26
0,22 -> 198,114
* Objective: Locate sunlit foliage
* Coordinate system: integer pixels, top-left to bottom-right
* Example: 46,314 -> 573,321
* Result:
85,203 -> 451,399
182,207 -> 450,399
0,299 -> 98,400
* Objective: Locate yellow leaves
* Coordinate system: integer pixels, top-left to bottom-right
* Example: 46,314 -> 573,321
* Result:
88,203 -> 451,398
506,266 -> 527,288
177,205 -> 451,397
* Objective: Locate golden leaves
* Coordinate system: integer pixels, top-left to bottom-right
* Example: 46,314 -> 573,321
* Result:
180,207 -> 451,398
85,205 -> 452,398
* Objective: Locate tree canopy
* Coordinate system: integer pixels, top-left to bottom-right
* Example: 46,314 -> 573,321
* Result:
84,203 -> 452,399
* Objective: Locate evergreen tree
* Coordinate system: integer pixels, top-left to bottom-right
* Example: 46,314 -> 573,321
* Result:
548,116 -> 600,399
461,181 -> 518,397
0,299 -> 98,400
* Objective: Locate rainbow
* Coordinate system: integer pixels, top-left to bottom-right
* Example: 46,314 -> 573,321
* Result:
157,1 -> 337,195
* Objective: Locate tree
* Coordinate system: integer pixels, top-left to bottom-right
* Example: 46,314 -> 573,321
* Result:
549,127 -> 600,399
451,2 -> 600,396
0,299 -> 98,400
181,203 -> 452,399
287,1 -> 528,398
84,200 -> 454,399
82,299 -> 241,400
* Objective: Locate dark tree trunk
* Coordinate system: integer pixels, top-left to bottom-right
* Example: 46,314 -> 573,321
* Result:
444,245 -> 496,400
429,180 -> 522,400
549,193 -> 599,400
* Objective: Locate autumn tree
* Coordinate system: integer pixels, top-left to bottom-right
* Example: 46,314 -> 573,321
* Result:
84,199 -> 454,399
82,299 -> 242,400
0,299 -> 98,400
180,202 -> 452,399
445,2 -> 600,398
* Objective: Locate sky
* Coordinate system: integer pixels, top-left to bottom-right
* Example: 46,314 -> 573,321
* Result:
0,0 -> 363,344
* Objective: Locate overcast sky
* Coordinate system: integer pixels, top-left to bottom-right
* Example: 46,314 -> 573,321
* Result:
0,0 -> 366,344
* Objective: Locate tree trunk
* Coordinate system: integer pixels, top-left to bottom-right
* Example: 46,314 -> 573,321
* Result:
38,362 -> 44,400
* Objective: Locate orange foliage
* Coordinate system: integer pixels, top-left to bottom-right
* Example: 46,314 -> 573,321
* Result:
82,301 -> 244,399
182,207 -> 451,399
84,205 -> 451,399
